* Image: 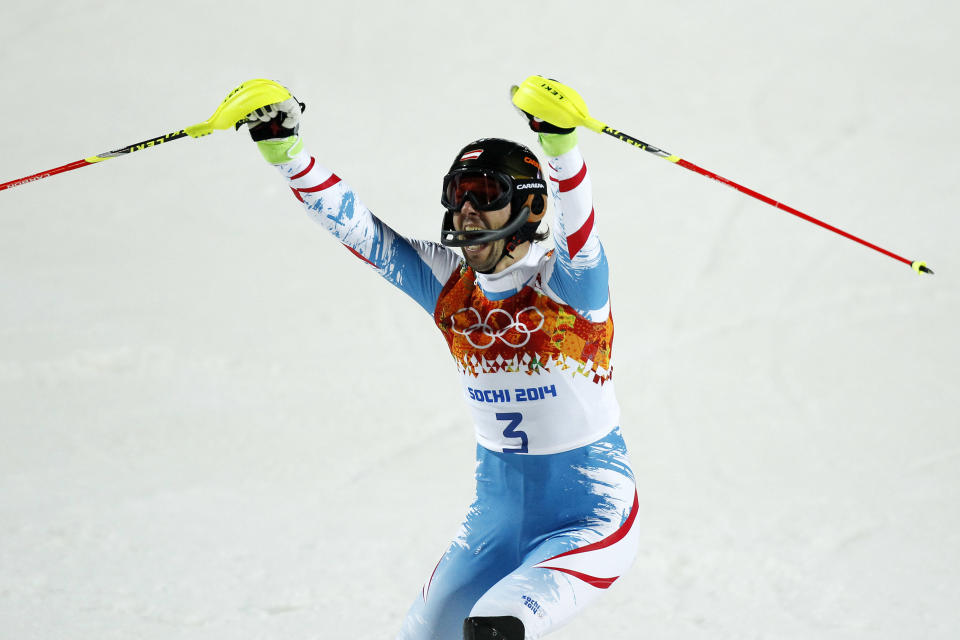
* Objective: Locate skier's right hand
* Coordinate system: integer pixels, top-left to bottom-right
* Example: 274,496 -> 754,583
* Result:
245,97 -> 305,141
243,96 -> 306,164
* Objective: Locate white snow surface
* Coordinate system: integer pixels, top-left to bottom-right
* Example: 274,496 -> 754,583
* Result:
1,1 -> 958,638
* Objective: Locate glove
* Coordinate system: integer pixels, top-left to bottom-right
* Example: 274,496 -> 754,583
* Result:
510,84 -> 578,157
246,97 -> 304,139
512,105 -> 575,136
244,96 -> 306,164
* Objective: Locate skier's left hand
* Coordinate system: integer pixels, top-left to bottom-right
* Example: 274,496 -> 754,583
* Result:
510,85 -> 575,135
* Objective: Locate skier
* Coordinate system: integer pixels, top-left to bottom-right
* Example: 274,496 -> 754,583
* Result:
245,79 -> 639,640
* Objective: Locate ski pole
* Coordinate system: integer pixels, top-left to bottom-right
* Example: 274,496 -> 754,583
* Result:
512,75 -> 934,275
0,78 -> 292,193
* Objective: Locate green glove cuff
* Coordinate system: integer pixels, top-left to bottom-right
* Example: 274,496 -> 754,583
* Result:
256,135 -> 304,164
538,130 -> 578,157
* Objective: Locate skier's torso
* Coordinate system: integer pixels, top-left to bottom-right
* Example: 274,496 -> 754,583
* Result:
271,143 -> 620,454
435,244 -> 620,454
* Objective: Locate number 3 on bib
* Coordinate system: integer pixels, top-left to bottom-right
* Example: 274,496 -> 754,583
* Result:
497,412 -> 528,454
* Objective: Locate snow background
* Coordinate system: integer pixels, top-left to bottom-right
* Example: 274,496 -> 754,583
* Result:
1,1 -> 957,638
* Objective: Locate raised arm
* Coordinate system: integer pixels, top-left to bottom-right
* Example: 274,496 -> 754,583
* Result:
514,103 -> 611,322
245,97 -> 461,315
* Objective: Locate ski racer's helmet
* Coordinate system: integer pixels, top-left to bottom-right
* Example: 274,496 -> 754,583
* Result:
439,138 -> 548,252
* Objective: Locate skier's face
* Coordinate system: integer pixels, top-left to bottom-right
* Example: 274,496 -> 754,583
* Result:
453,199 -> 512,273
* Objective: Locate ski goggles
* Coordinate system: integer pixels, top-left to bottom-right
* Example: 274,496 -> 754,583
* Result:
441,169 -> 545,213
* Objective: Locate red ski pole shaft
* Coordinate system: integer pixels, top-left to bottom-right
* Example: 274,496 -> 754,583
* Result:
601,126 -> 934,275
0,129 -> 189,192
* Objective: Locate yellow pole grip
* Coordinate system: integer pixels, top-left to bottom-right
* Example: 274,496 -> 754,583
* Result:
185,79 -> 292,138
511,75 -> 606,133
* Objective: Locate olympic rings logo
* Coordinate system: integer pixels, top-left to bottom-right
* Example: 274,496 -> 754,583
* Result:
450,306 -> 545,349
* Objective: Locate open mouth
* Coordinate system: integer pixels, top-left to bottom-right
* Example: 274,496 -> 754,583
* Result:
463,225 -> 486,251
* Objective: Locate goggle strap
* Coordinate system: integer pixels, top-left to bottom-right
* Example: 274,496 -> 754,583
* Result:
511,177 -> 547,195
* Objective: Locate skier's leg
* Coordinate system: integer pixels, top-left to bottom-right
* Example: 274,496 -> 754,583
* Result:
468,497 -> 638,639
469,429 -> 639,639
397,446 -> 521,640
396,533 -> 513,639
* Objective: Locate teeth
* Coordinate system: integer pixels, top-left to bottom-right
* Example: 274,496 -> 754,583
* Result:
463,225 -> 485,251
